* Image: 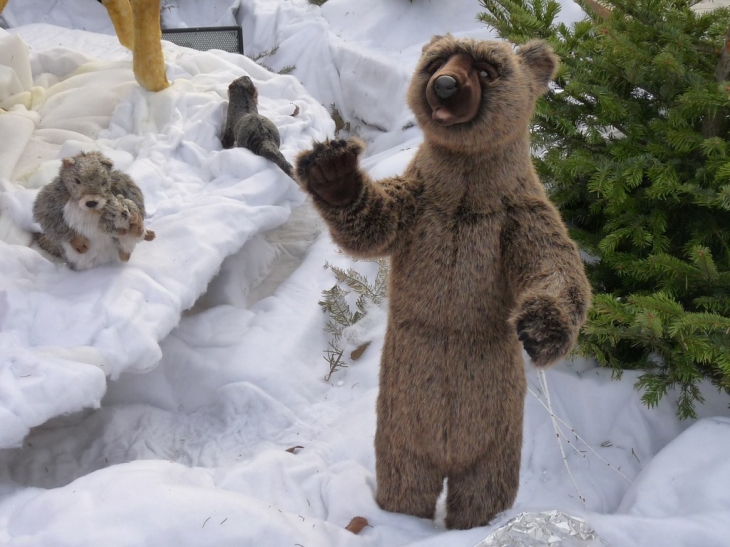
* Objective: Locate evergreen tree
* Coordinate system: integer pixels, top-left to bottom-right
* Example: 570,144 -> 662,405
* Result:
478,0 -> 730,418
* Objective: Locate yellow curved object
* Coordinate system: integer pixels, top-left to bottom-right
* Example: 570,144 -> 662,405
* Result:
102,0 -> 134,50
130,0 -> 169,92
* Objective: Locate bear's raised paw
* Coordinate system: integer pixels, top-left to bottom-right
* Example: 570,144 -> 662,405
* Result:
295,138 -> 365,207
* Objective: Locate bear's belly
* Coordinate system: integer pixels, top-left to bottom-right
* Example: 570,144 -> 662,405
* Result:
378,315 -> 525,466
390,209 -> 513,330
379,210 -> 526,465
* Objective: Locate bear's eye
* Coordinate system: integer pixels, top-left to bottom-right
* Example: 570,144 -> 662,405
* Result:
426,59 -> 444,73
476,62 -> 499,81
74,178 -> 82,185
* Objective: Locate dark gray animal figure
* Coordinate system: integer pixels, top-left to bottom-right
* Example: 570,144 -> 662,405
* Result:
221,75 -> 293,176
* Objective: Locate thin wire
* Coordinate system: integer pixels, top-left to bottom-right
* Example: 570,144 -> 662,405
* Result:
538,369 -> 586,506
528,371 -> 634,484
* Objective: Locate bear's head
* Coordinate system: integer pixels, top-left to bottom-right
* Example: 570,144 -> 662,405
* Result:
407,35 -> 558,153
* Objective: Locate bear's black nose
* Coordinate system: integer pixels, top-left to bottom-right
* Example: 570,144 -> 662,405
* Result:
86,200 -> 98,209
434,75 -> 458,99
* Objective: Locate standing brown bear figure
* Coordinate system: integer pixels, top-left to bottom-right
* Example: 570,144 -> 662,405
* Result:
295,35 -> 592,530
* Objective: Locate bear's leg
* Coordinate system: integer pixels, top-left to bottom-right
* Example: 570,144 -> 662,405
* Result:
444,438 -> 521,529
375,433 -> 444,520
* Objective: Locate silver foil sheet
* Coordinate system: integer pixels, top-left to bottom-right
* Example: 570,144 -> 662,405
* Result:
473,510 -> 606,547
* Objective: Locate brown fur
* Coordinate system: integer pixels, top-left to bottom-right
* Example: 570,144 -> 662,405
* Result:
295,35 -> 591,529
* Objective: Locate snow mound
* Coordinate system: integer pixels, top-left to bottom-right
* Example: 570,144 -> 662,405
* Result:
0,25 -> 333,448
590,417 -> 730,546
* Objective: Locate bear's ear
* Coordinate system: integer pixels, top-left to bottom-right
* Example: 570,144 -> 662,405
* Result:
517,40 -> 559,94
421,34 -> 447,54
62,157 -> 76,168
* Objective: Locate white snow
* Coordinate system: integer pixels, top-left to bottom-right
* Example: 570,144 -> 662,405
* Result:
0,0 -> 728,546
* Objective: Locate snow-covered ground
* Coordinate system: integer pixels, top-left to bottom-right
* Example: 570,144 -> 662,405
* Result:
0,0 -> 729,545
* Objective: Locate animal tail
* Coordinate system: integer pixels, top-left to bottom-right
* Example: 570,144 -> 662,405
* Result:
259,143 -> 294,177
33,232 -> 64,257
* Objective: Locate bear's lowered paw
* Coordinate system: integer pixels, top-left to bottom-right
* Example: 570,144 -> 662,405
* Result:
514,294 -> 574,368
295,138 -> 365,207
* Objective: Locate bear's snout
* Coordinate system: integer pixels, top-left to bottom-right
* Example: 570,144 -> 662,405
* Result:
434,75 -> 458,99
426,53 -> 482,126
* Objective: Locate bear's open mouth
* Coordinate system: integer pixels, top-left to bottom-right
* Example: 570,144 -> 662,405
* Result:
429,100 -> 478,126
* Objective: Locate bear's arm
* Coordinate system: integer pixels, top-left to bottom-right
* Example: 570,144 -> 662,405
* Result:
315,174 -> 422,258
296,138 -> 422,258
501,198 -> 592,367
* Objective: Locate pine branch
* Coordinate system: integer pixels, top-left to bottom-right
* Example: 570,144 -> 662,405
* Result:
702,24 -> 730,138
323,342 -> 346,382
716,25 -> 730,83
318,259 -> 389,380
574,0 -> 610,20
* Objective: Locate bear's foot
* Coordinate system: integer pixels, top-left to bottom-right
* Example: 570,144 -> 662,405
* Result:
445,454 -> 519,530
295,138 -> 365,207
375,483 -> 441,521
375,440 -> 444,521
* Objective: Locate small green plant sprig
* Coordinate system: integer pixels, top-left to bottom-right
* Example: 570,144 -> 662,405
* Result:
318,258 -> 388,381
329,104 -> 352,136
249,44 -> 296,75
